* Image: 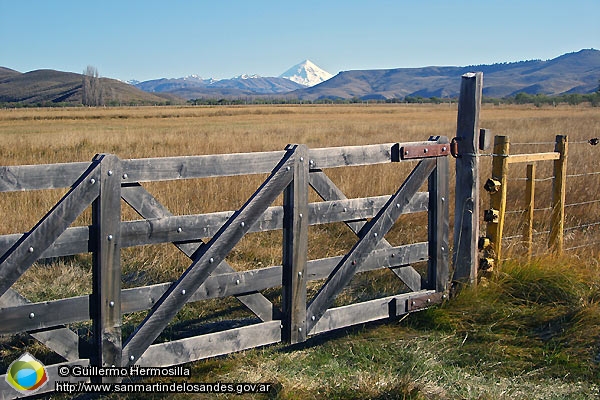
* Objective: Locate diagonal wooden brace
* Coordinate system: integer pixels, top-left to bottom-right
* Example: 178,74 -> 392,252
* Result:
306,159 -> 436,333
309,171 -> 422,291
121,147 -> 298,366
0,162 -> 101,299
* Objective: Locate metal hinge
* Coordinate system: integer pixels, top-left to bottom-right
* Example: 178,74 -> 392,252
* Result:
406,292 -> 445,311
400,144 -> 450,160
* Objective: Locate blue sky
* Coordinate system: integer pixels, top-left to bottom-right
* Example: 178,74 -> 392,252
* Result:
1,0 -> 598,82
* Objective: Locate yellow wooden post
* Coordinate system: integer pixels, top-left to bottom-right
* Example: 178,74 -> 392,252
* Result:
523,164 -> 536,260
549,135 -> 568,254
486,135 -> 510,268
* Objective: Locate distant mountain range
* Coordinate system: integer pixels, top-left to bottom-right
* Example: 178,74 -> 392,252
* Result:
300,49 -> 600,100
1,50 -> 598,105
134,74 -> 306,99
132,60 -> 331,99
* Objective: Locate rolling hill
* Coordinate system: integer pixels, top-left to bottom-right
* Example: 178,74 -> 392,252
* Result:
0,69 -> 181,106
292,49 -> 600,100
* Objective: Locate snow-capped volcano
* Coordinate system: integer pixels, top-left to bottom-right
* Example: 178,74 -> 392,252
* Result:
279,60 -> 333,87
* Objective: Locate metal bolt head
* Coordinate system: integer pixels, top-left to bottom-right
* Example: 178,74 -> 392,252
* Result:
311,315 -> 316,321
298,327 -> 302,332
89,178 -> 96,185
177,227 -> 183,233
129,355 -> 135,361
343,207 -> 347,212
107,170 -> 113,176
298,271 -> 303,277
299,213 -> 303,218
209,257 -> 214,263
122,173 -> 128,179
28,247 -> 34,253
235,279 -> 240,285
29,312 -> 35,319
373,232 -> 378,238
309,160 -> 314,166
107,234 -> 113,241
424,148 -> 429,153
181,289 -> 186,295
240,222 -> 245,228
286,166 -> 291,171
299,157 -> 304,162
109,301 -> 115,307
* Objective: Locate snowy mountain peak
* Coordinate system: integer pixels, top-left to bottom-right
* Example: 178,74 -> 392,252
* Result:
279,60 -> 333,87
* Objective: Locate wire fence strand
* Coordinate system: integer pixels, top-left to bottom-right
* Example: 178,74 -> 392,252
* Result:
564,241 -> 600,251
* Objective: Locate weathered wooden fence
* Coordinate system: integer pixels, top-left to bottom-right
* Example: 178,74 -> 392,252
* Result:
0,137 -> 450,397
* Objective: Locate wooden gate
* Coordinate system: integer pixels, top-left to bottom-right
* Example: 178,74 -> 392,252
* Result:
0,137 -> 449,397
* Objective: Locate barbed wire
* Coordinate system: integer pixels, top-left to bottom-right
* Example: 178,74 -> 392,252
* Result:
564,221 -> 600,232
565,199 -> 600,208
564,240 -> 600,251
567,171 -> 600,178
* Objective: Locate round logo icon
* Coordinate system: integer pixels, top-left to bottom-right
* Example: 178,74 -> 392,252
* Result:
5,352 -> 48,395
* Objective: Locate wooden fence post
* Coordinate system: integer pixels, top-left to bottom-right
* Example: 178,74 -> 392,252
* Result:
486,135 -> 510,267
549,135 -> 568,254
91,154 -> 122,378
452,72 -> 483,286
524,164 -> 536,260
282,144 -> 308,344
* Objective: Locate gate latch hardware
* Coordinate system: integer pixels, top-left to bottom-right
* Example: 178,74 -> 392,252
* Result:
400,144 -> 450,160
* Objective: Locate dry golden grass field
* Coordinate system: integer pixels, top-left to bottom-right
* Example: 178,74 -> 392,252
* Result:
0,104 -> 598,261
0,104 -> 599,399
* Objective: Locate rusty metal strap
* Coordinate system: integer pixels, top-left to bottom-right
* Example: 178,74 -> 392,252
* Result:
406,291 -> 445,311
400,144 -> 450,160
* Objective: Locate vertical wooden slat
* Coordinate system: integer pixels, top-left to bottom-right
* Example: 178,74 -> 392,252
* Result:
428,138 -> 449,292
524,164 -> 536,260
91,154 -> 122,377
282,144 -> 309,344
549,135 -> 568,254
452,72 -> 483,286
487,135 -> 510,267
